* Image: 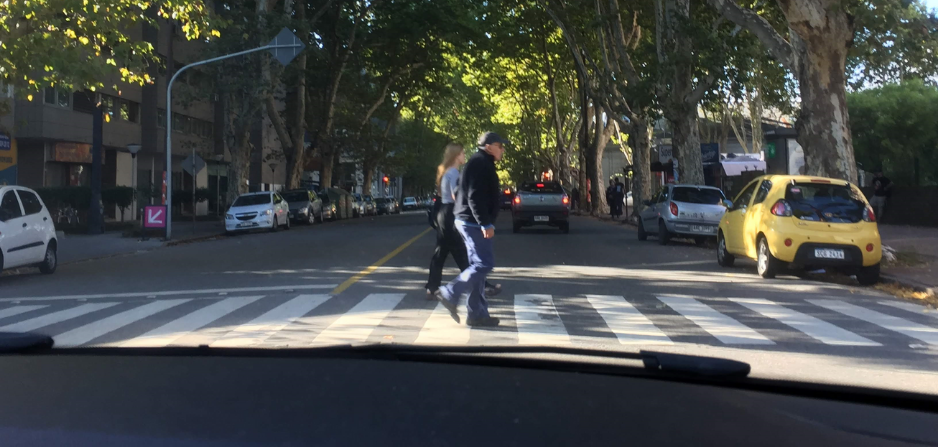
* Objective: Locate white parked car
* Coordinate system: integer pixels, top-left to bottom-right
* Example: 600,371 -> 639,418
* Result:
225,191 -> 290,234
0,186 -> 58,274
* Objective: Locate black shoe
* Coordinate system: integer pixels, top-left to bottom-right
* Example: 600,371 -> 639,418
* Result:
467,316 -> 500,327
484,283 -> 502,296
433,290 -> 460,324
426,289 -> 438,301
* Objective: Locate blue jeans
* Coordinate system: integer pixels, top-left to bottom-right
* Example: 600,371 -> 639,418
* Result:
440,221 -> 494,320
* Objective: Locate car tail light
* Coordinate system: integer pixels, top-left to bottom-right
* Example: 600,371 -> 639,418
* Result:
536,183 -> 544,188
514,196 -> 521,204
866,243 -> 874,252
784,238 -> 792,247
770,200 -> 792,217
669,202 -> 678,216
863,206 -> 876,222
562,195 -> 569,205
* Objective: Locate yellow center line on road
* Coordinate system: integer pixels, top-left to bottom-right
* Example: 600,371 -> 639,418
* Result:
330,228 -> 433,295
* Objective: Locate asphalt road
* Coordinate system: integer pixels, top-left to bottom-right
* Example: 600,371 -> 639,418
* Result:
2,211 -> 937,394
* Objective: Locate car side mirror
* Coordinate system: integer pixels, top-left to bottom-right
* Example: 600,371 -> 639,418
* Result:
723,200 -> 733,209
642,200 -> 653,207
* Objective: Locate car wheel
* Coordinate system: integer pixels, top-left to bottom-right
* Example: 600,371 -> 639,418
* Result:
757,236 -> 781,279
560,222 -> 570,234
284,215 -> 291,230
657,220 -> 670,245
39,242 -> 57,274
637,219 -> 647,241
270,215 -> 279,232
307,210 -> 316,225
857,263 -> 881,286
513,222 -> 521,233
717,232 -> 735,267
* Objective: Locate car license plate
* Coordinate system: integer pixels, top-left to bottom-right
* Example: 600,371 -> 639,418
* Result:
237,222 -> 256,228
534,215 -> 549,222
690,225 -> 713,233
814,248 -> 845,259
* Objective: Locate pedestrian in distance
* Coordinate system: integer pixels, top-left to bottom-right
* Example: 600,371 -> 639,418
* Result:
871,169 -> 892,221
606,179 -> 617,220
570,186 -> 580,213
425,143 -> 501,300
433,132 -> 507,327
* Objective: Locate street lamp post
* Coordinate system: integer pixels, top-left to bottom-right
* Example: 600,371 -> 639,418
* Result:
127,144 -> 142,222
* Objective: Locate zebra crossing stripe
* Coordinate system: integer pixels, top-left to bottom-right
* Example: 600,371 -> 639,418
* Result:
731,298 -> 880,346
878,301 -> 938,320
210,295 -> 331,347
0,302 -> 119,333
0,305 -> 47,320
514,294 -> 570,345
809,299 -> 938,345
658,295 -> 774,345
312,294 -> 406,345
55,299 -> 191,347
414,302 -> 471,345
119,296 -> 264,348
585,295 -> 671,345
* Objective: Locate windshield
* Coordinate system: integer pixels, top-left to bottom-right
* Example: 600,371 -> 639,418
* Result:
282,192 -> 310,202
671,187 -> 725,205
231,194 -> 271,207
786,183 -> 866,223
11,0 -> 938,399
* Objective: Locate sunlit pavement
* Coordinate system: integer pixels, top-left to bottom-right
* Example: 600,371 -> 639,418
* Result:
2,212 -> 937,394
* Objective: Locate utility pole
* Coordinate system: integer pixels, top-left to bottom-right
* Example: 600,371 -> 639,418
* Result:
88,102 -> 104,234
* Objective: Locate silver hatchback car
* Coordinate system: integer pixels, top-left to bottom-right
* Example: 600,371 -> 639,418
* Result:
638,184 -> 727,245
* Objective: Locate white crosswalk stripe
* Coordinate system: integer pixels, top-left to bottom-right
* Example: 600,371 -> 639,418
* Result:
658,295 -> 774,345
0,305 -> 47,320
1,292 -> 935,350
878,301 -> 938,320
585,295 -> 671,345
514,294 -> 570,345
312,294 -> 405,345
211,295 -> 330,347
808,299 -> 938,345
119,296 -> 264,347
415,302 -> 471,345
731,298 -> 880,346
0,302 -> 119,333
55,299 -> 191,347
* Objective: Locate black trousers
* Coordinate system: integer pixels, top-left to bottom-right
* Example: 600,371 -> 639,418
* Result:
426,204 -> 470,291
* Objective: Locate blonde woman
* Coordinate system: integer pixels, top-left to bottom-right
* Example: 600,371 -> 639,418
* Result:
425,143 -> 500,298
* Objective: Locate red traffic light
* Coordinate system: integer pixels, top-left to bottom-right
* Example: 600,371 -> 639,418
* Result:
383,176 -> 389,183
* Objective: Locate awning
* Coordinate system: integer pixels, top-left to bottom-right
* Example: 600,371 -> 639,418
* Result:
722,159 -> 766,176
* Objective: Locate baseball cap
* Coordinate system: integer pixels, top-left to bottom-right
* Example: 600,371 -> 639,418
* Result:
478,132 -> 508,148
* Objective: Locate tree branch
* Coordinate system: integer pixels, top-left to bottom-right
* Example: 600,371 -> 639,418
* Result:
706,0 -> 794,70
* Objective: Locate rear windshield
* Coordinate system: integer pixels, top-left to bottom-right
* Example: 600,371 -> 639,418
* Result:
785,183 -> 865,223
282,191 -> 309,202
404,197 -> 416,203
520,182 -> 563,193
232,194 -> 271,206
364,196 -> 373,202
671,187 -> 725,205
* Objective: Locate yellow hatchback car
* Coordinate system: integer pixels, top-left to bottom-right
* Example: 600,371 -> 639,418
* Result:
717,175 -> 882,285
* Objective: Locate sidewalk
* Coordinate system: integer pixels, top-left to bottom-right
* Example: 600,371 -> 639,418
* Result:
58,219 -> 225,265
878,224 -> 938,296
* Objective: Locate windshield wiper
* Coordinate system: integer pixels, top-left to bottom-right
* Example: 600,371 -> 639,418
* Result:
0,332 -> 54,353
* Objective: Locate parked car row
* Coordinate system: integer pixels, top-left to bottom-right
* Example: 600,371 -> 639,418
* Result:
635,175 -> 882,285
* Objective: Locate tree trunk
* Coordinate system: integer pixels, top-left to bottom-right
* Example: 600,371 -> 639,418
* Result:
629,118 -> 653,216
320,142 -> 335,188
286,0 -> 308,189
789,27 -> 857,183
671,106 -> 704,184
748,85 -> 764,154
362,159 -> 375,195
227,129 -> 252,204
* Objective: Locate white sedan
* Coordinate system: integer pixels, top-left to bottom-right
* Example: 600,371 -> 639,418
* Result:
225,191 -> 290,234
0,186 -> 58,274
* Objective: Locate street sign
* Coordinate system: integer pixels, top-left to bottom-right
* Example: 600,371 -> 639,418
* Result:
182,154 -> 206,176
144,205 -> 167,228
268,28 -> 305,65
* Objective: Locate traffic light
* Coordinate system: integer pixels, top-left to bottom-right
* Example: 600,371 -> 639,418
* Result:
383,176 -> 389,184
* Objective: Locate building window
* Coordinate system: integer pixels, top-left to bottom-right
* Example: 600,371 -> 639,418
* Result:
43,87 -> 71,108
72,90 -> 97,114
120,100 -> 139,123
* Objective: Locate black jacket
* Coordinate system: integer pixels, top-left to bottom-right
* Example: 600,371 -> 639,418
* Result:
454,150 -> 500,227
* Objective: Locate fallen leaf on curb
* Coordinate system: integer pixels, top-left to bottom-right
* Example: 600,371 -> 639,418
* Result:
874,282 -> 938,307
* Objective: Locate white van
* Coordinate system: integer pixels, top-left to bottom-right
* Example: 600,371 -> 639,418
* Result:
0,186 -> 58,274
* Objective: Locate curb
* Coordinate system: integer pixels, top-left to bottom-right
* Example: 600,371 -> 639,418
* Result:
880,273 -> 938,298
163,232 -> 226,247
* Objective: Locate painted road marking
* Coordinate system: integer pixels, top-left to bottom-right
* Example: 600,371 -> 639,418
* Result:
809,299 -> 938,345
119,296 -> 264,347
0,305 -> 47,320
210,295 -> 330,347
878,301 -> 938,320
0,303 -> 119,333
415,302 -> 471,345
731,298 -> 879,346
55,299 -> 190,347
0,284 -> 337,302
658,295 -> 774,345
514,294 -> 570,345
312,294 -> 405,345
330,228 -> 432,295
585,295 -> 671,345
